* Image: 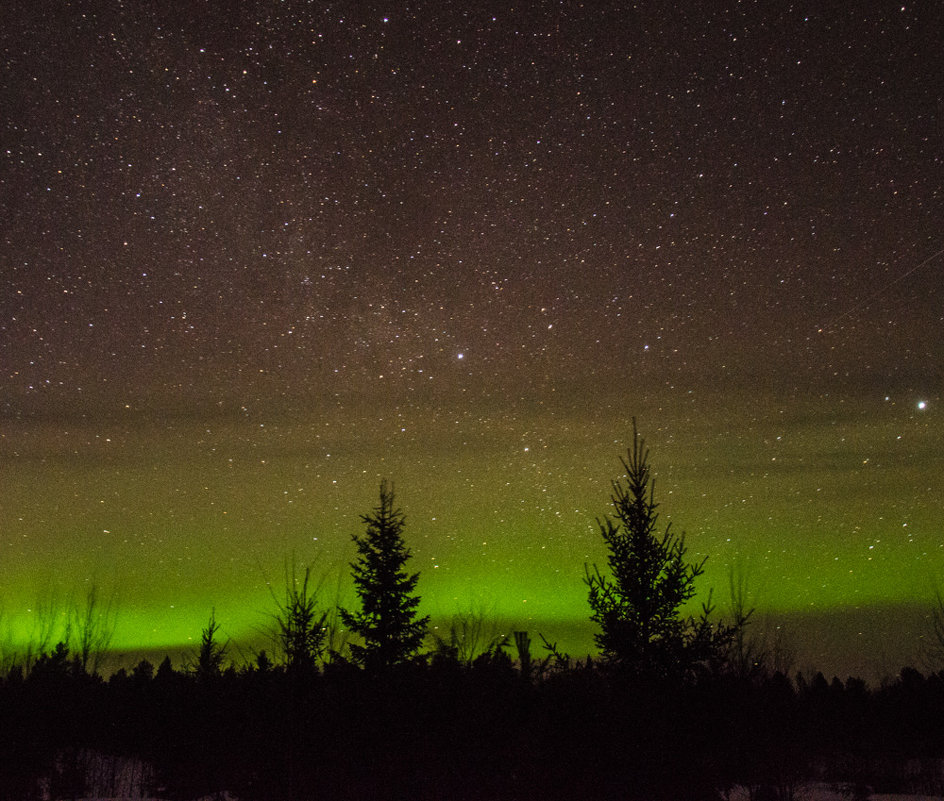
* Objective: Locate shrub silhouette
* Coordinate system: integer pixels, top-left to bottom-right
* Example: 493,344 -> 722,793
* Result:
272,563 -> 328,676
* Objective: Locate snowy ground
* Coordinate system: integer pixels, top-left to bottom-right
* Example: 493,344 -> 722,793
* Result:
724,787 -> 944,801
66,791 -> 944,801
49,756 -> 944,801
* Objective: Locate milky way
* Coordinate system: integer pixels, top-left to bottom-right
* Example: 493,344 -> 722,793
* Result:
2,1 -> 942,679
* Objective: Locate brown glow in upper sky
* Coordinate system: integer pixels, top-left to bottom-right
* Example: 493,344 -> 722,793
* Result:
2,0 -> 942,679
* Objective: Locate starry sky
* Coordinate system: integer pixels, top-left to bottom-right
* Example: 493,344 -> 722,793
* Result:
2,0 -> 942,680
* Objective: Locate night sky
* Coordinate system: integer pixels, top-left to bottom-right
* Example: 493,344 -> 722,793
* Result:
2,1 -> 942,680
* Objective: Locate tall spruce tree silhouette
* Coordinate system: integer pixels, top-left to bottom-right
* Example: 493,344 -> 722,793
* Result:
341,481 -> 429,670
586,419 -> 732,679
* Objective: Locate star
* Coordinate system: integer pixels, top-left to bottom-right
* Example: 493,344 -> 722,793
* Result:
1,0 -> 941,681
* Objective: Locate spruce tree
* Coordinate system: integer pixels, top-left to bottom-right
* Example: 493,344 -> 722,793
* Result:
341,481 -> 429,669
194,609 -> 228,681
586,420 -> 732,679
273,564 -> 327,675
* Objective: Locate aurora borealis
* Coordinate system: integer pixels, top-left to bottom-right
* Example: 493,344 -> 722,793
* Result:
2,1 -> 942,680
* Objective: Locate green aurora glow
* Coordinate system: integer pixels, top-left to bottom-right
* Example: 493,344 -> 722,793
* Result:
2,2 -> 942,682
3,392 -> 940,677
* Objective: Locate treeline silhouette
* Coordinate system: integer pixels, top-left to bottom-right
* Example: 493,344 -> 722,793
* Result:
3,430 -> 944,799
4,644 -> 944,799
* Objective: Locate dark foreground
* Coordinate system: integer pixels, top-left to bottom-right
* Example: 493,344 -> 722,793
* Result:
3,649 -> 944,801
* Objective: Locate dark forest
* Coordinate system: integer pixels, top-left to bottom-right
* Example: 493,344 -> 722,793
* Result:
3,435 -> 944,800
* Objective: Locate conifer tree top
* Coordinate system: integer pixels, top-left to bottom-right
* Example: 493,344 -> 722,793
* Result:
586,420 -> 734,680
341,481 -> 429,670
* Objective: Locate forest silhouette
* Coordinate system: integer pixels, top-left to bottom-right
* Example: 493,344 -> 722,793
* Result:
2,429 -> 944,800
